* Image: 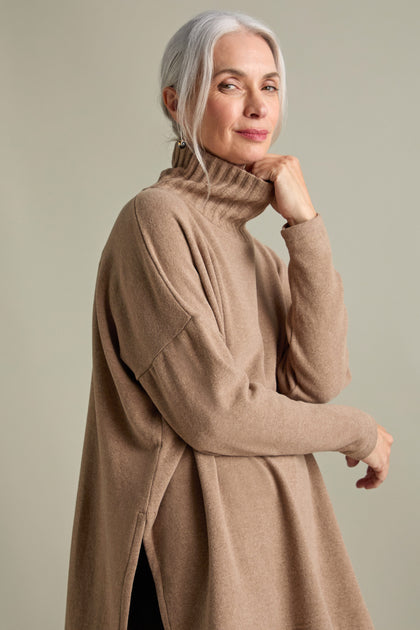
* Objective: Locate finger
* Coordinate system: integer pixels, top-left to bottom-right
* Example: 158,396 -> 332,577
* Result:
248,165 -> 269,180
251,165 -> 275,181
356,475 -> 383,490
356,466 -> 375,488
356,466 -> 386,490
346,456 -> 359,467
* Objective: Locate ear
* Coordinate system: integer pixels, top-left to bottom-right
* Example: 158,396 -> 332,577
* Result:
162,87 -> 179,122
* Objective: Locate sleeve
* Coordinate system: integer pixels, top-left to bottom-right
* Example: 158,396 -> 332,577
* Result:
102,189 -> 377,461
273,213 -> 352,403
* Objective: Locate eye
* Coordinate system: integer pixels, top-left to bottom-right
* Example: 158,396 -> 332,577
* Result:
262,85 -> 279,92
218,82 -> 238,91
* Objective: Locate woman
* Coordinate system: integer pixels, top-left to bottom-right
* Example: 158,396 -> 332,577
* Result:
65,10 -> 393,630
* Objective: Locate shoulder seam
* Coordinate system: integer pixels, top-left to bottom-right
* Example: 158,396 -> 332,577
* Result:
136,315 -> 193,380
133,195 -> 191,319
131,195 -> 193,377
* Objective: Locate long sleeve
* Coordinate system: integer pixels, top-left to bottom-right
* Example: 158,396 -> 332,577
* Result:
273,214 -> 352,403
96,190 -> 377,461
139,315 -> 375,459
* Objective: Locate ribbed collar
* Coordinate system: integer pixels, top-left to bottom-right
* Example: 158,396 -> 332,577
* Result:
155,142 -> 275,236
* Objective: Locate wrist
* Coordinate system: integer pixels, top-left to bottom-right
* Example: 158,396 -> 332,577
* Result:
286,208 -> 317,226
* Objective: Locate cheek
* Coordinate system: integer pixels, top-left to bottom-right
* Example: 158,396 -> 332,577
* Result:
204,98 -> 236,134
270,99 -> 281,124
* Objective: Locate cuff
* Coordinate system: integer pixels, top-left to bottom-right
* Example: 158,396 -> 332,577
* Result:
341,412 -> 378,461
282,211 -> 319,230
281,212 -> 332,259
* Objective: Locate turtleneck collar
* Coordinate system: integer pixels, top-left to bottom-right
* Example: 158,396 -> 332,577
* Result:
155,142 -> 275,236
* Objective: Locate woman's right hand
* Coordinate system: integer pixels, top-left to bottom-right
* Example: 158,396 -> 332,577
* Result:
346,424 -> 394,490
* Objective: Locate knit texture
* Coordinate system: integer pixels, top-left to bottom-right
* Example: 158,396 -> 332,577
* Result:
65,143 -> 377,630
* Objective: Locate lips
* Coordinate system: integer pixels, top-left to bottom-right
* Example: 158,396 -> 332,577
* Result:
235,129 -> 269,141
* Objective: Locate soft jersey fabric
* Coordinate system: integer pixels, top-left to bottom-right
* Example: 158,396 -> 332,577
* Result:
65,143 -> 378,630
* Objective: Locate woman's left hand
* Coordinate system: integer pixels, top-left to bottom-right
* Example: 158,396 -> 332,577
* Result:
248,154 -> 317,226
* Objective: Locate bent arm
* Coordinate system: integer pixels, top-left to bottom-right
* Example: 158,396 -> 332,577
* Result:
101,192 -> 376,461
274,214 -> 351,402
139,312 -> 377,459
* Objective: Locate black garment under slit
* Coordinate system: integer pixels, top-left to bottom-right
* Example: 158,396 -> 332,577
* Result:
128,542 -> 165,629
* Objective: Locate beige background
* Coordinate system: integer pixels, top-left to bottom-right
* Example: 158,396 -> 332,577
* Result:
1,1 -> 419,628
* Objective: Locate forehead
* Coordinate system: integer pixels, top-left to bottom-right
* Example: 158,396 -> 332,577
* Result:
212,31 -> 276,73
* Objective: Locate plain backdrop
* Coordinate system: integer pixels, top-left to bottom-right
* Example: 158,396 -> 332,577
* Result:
1,1 -> 419,628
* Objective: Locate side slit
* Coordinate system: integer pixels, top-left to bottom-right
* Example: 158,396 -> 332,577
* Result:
127,541 -> 165,629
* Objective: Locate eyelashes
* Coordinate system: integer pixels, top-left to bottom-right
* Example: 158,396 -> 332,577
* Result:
217,82 -> 279,93
218,83 -> 237,91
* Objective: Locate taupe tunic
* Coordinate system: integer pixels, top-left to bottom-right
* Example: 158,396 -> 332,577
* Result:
65,143 -> 377,629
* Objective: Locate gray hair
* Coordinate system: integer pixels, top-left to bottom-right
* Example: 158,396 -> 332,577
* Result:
160,10 -> 287,176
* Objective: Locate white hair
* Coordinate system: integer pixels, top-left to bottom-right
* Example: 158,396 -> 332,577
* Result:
160,10 -> 287,178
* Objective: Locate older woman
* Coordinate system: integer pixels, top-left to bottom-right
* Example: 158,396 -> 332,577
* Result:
65,10 -> 393,630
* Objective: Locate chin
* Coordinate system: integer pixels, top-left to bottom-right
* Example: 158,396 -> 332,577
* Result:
204,139 -> 271,167
225,143 -> 270,167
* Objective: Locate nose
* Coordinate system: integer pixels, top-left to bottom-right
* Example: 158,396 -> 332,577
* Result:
243,90 -> 267,118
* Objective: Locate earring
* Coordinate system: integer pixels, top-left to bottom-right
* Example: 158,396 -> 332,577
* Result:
177,125 -> 186,148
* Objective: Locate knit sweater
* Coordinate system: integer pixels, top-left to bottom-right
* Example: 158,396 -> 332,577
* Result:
65,142 -> 378,630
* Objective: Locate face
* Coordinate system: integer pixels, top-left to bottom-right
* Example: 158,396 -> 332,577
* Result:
199,31 -> 281,166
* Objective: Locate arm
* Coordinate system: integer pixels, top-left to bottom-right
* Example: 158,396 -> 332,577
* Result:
101,189 -> 377,460
274,213 -> 351,403
139,313 -> 376,459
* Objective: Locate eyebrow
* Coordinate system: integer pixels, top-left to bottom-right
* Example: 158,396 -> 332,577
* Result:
213,68 -> 280,80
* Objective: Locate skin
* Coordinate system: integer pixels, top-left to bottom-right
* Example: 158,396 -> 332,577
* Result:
163,30 -> 394,488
